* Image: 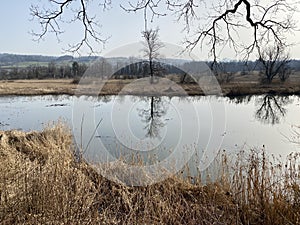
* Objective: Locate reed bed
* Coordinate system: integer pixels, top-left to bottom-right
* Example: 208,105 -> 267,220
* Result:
0,123 -> 299,224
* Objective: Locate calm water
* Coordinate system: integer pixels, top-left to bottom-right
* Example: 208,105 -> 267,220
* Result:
0,94 -> 299,163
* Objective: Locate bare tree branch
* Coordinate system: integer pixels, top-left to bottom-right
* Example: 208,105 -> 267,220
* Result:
125,0 -> 298,62
30,0 -> 298,60
185,0 -> 296,63
166,0 -> 200,32
30,0 -> 110,54
121,0 -> 167,30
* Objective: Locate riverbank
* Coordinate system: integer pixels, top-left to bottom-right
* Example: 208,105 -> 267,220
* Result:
0,124 -> 299,224
0,73 -> 300,96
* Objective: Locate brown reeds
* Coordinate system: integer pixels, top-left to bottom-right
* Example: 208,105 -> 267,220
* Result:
0,123 -> 299,224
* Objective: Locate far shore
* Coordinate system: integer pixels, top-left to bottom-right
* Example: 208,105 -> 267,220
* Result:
0,74 -> 300,97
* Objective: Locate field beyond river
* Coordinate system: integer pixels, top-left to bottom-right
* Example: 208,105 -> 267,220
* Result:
1,71 -> 300,96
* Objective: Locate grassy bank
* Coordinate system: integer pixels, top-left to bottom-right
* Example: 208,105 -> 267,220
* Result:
0,124 -> 299,224
1,73 -> 300,96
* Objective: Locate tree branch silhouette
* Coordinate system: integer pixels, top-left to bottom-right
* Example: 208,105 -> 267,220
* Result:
31,0 -> 297,59
123,0 -> 297,62
30,0 -> 110,54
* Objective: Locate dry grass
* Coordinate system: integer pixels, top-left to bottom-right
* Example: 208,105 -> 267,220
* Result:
0,79 -> 76,96
1,72 -> 300,96
0,124 -> 299,224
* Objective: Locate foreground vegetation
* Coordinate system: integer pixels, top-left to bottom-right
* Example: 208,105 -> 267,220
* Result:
0,124 -> 299,224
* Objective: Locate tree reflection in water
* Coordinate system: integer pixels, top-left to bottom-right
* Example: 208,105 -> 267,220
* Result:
228,94 -> 293,125
255,94 -> 292,124
137,96 -> 169,138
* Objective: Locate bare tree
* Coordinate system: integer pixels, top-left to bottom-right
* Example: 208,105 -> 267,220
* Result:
141,28 -> 164,83
31,0 -> 297,61
259,45 -> 291,83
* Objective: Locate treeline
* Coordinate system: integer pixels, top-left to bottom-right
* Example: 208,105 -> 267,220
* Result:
208,60 -> 300,73
112,61 -> 185,79
0,62 -> 88,80
1,58 -> 300,80
113,60 -> 300,78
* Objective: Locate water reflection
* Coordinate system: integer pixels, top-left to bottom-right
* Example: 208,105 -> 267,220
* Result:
255,94 -> 292,124
0,94 -> 299,164
228,94 -> 293,124
137,96 -> 169,138
227,95 -> 253,104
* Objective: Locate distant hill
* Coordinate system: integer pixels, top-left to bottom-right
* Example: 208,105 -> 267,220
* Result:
0,53 -> 55,65
1,53 -> 300,73
0,53 -> 98,66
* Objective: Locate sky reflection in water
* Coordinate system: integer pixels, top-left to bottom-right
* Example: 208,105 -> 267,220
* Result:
0,94 -> 299,161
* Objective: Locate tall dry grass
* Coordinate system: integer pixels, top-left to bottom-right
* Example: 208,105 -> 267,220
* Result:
221,149 -> 300,225
0,124 -> 299,224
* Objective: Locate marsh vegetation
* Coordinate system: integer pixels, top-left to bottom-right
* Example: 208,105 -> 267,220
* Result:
0,124 -> 299,224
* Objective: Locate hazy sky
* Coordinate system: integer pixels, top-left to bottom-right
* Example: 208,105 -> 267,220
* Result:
0,0 -> 299,60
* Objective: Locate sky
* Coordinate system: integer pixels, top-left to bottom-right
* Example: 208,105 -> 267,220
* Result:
0,0 -> 299,60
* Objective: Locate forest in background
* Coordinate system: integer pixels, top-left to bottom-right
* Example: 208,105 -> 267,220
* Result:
1,53 -> 300,80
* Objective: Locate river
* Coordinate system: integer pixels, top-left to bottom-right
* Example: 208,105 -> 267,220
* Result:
0,94 -> 299,170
